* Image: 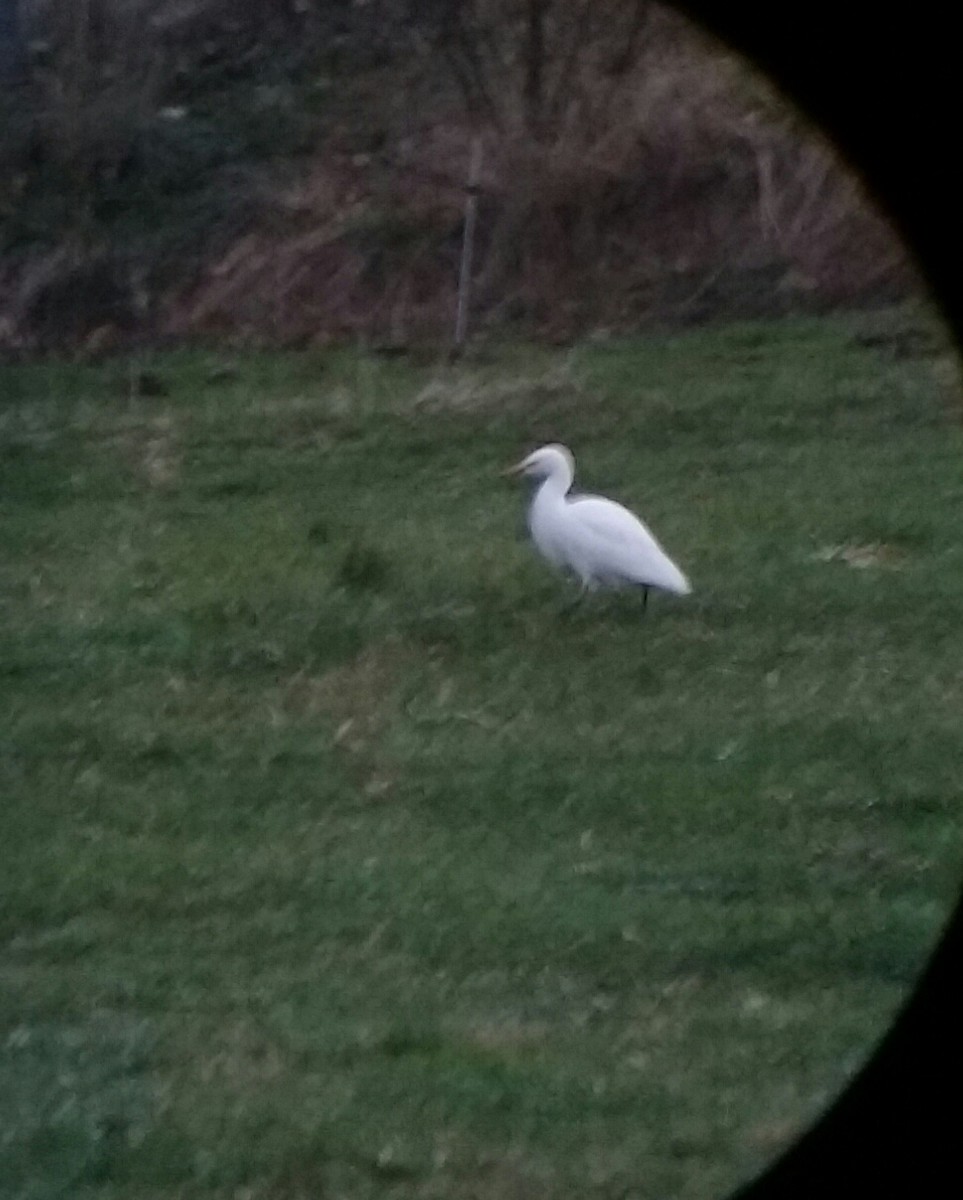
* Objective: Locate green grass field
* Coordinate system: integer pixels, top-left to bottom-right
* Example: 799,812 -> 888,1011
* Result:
2,307 -> 962,1200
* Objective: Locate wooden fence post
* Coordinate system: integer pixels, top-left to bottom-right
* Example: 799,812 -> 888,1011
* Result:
455,137 -> 483,349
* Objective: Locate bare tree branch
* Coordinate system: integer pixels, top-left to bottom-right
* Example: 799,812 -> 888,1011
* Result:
607,0 -> 652,78
594,0 -> 652,126
523,0 -> 547,138
429,1 -> 503,130
547,0 -> 595,127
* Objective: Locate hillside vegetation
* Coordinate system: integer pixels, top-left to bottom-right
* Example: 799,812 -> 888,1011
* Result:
1,1 -> 912,353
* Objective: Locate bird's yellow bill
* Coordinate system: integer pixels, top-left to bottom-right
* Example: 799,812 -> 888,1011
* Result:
502,460 -> 526,477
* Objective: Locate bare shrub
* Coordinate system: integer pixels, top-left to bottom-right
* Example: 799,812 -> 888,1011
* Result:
739,122 -> 908,302
373,2 -> 911,333
0,241 -> 148,353
167,153 -> 464,345
15,2 -> 164,212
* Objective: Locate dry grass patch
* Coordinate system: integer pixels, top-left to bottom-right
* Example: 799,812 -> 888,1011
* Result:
115,412 -> 182,491
810,542 -> 909,569
193,1021 -> 286,1091
409,356 -> 586,417
277,640 -> 415,729
458,1019 -> 552,1056
274,640 -> 428,799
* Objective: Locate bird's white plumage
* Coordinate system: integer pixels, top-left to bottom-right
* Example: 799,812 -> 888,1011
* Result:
509,444 -> 691,597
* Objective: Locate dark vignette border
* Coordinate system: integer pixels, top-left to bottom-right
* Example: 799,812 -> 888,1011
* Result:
679,3 -> 961,1196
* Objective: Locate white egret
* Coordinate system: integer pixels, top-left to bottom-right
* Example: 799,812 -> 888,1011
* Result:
506,444 -> 691,610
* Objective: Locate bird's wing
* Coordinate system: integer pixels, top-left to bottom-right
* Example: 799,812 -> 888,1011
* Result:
567,494 -> 690,593
568,494 -> 665,553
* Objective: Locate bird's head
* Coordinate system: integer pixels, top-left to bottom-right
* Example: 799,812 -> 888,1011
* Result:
504,443 -> 575,484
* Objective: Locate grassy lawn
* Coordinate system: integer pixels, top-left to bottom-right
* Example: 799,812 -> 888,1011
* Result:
1,307 -> 961,1199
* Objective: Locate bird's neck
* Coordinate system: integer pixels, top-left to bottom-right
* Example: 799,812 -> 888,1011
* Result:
534,473 -> 571,507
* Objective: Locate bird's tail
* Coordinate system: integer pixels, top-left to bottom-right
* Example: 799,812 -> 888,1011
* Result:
650,557 -> 692,596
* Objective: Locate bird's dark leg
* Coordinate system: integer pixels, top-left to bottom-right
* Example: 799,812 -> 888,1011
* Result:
642,586 -> 649,615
